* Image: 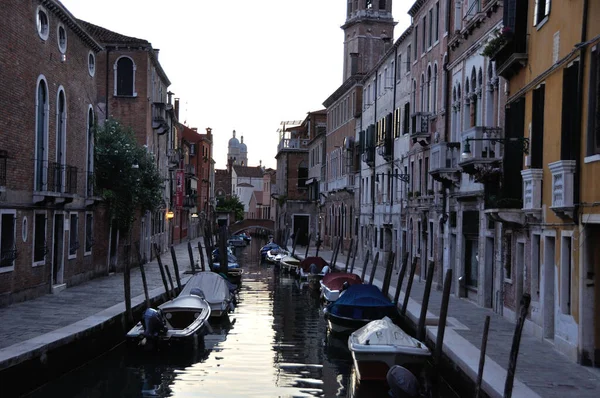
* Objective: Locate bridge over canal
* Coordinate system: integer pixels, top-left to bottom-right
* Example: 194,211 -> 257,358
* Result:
228,218 -> 275,235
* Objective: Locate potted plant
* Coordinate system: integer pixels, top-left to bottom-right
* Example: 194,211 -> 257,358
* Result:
481,35 -> 507,58
414,191 -> 421,198
407,191 -> 413,199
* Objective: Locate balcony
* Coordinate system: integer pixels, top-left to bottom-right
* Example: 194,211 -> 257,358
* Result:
429,142 -> 461,187
548,160 -> 576,219
458,126 -> 503,183
33,161 -> 77,204
277,138 -> 309,153
328,174 -> 354,193
521,168 -> 543,221
491,0 -> 528,79
484,195 -> 525,226
152,102 -> 169,135
167,149 -> 181,169
410,112 -> 431,146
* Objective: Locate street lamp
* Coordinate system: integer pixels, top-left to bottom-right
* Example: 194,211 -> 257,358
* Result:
461,137 -> 530,160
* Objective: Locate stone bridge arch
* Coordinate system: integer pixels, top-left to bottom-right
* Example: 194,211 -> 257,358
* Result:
229,218 -> 275,235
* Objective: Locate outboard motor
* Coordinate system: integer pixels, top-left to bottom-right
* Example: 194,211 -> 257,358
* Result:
309,263 -> 319,275
386,365 -> 420,398
190,287 -> 205,299
142,308 -> 167,339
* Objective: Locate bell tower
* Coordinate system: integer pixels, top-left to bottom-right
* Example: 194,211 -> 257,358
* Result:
342,0 -> 397,81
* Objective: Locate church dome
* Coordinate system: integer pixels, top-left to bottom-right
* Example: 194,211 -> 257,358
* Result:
228,130 -> 240,147
240,135 -> 247,153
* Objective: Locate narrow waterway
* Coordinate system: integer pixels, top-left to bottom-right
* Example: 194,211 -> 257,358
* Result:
23,237 -> 459,397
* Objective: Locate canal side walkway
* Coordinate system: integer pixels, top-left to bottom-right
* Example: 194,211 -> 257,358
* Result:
294,245 -> 600,398
0,237 -> 205,396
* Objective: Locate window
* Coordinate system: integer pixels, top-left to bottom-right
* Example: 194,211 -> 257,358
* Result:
35,77 -> 49,192
445,0 -> 450,33
504,233 -> 513,281
69,213 -> 78,258
435,2 -> 440,41
33,212 -> 46,265
414,26 -> 418,58
428,9 -> 433,48
379,0 -> 386,10
366,0 -> 373,10
57,24 -> 67,53
298,161 -> 308,188
88,52 -> 96,77
433,64 -> 438,113
422,17 -> 427,52
406,46 -> 411,72
36,6 -> 49,40
396,54 -> 402,80
403,103 -> 410,134
347,0 -> 352,16
86,107 -> 94,197
115,57 -> 136,96
587,46 -> 600,156
534,0 -> 551,26
55,88 -> 67,193
561,61 -> 579,160
531,84 -> 545,168
561,235 -> 572,314
532,234 -> 541,298
85,213 -> 94,255
0,211 -> 16,271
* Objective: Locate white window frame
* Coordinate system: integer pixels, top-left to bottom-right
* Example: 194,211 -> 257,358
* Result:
57,23 -> 67,54
113,56 -> 138,97
0,209 -> 17,273
68,212 -> 78,260
32,211 -> 47,267
534,0 -> 551,27
560,231 -> 573,315
36,6 -> 49,41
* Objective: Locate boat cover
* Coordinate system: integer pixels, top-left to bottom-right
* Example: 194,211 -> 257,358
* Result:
321,272 -> 362,290
280,256 -> 301,266
161,295 -> 210,311
351,317 -> 423,349
181,272 -> 232,306
299,256 -> 328,272
328,284 -> 397,319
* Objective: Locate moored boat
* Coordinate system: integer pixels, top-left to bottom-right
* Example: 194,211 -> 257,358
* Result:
298,256 -> 330,281
280,255 -> 301,274
182,271 -> 235,318
320,272 -> 363,302
126,288 -> 212,349
348,316 -> 430,381
323,284 -> 399,334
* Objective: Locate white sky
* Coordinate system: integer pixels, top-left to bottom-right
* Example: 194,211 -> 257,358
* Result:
60,0 -> 412,170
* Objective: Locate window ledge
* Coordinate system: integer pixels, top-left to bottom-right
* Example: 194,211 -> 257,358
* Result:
114,94 -> 138,98
0,266 -> 14,274
584,154 -> 600,164
504,277 -> 513,284
535,16 -> 549,30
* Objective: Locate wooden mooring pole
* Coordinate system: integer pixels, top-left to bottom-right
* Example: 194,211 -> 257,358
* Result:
343,239 -> 354,273
170,246 -> 183,292
198,241 -> 206,271
164,265 -> 176,297
417,260 -> 436,341
124,242 -> 133,323
401,257 -> 418,317
153,243 -> 171,299
504,293 -> 531,398
332,237 -> 342,268
349,242 -> 358,274
368,252 -> 379,285
304,233 -> 312,258
475,315 -> 491,398
432,269 -> 453,398
135,242 -> 151,309
381,251 -> 396,298
360,250 -> 370,281
394,252 -> 409,305
291,229 -> 300,257
187,241 -> 197,274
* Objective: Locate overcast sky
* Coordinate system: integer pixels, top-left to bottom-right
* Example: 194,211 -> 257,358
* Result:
61,0 -> 412,170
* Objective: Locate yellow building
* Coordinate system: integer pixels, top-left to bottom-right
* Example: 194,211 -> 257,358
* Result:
492,0 -> 600,365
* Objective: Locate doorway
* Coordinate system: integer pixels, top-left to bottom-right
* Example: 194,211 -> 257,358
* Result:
543,235 -> 556,341
293,215 -> 310,246
52,213 -> 64,286
485,236 -> 495,308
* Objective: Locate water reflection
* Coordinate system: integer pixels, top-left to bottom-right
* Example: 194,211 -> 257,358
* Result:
25,237 -> 457,397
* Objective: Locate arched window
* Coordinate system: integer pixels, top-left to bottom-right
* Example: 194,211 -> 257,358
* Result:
114,57 -> 136,96
411,79 -> 417,109
427,65 -> 432,112
420,74 -> 425,111
470,67 -> 477,127
55,88 -> 67,192
433,64 -> 438,113
35,77 -> 49,191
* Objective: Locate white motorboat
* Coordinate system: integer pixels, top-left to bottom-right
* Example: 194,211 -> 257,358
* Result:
279,255 -> 301,274
348,316 -> 431,381
265,248 -> 289,264
126,289 -> 211,348
319,272 -> 363,302
182,271 -> 235,318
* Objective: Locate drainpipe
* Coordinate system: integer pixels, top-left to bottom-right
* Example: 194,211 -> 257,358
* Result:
105,48 -> 110,121
574,0 -> 589,226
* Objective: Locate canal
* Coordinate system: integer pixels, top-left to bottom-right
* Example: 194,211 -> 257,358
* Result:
23,237 -> 460,398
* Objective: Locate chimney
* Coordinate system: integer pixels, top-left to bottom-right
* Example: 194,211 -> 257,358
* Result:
154,49 -> 160,60
350,53 -> 359,75
174,98 -> 180,120
206,127 -> 212,136
167,91 -> 174,105
191,127 -> 198,133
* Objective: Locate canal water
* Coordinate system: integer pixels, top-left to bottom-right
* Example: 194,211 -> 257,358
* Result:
24,238 -> 459,398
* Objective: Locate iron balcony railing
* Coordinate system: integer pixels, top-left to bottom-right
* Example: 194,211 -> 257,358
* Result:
37,161 -> 78,194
